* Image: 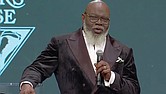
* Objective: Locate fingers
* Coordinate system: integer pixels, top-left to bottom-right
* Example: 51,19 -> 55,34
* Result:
96,65 -> 107,73
101,67 -> 110,74
95,60 -> 111,81
20,84 -> 35,94
20,90 -> 35,94
95,60 -> 110,73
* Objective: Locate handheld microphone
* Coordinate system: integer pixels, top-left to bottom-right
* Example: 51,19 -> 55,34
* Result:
96,50 -> 104,86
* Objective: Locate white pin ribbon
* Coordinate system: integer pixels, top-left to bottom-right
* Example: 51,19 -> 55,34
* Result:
116,57 -> 124,63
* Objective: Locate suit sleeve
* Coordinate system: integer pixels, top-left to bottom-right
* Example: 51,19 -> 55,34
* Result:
110,48 -> 140,94
20,37 -> 59,87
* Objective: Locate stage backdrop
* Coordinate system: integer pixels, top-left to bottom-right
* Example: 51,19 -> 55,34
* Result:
0,0 -> 166,94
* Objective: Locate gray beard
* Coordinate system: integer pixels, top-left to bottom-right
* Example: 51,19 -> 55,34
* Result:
83,22 -> 108,46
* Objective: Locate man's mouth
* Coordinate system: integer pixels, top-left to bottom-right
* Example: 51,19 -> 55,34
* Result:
93,27 -> 103,34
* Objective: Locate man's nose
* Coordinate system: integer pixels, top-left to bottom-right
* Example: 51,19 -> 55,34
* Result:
95,19 -> 103,25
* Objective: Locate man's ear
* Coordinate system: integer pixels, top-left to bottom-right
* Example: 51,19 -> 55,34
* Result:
82,14 -> 85,22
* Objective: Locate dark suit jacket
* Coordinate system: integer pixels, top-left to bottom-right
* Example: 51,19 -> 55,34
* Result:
20,28 -> 140,94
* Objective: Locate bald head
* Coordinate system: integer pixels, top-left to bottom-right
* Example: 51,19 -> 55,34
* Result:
90,0 -> 103,3
85,0 -> 110,16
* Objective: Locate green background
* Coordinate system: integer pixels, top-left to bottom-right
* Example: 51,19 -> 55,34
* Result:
0,0 -> 166,94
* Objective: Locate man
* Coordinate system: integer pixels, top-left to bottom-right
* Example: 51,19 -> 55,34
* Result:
20,0 -> 140,94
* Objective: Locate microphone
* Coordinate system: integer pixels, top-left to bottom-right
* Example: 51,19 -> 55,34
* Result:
96,50 -> 104,86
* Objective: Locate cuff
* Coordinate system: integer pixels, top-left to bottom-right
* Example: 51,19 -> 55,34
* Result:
20,81 -> 33,90
104,71 -> 115,87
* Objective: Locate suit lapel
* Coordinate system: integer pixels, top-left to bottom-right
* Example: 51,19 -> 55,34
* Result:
103,36 -> 122,68
67,29 -> 96,86
67,29 -> 122,86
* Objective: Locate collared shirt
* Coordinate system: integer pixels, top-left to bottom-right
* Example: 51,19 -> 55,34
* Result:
82,30 -> 115,86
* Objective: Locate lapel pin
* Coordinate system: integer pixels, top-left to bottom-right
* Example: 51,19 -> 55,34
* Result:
116,57 -> 124,63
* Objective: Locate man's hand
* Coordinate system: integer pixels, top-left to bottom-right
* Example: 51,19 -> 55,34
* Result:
20,84 -> 35,94
95,60 -> 111,81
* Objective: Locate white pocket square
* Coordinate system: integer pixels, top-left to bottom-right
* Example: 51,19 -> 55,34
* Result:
116,57 -> 124,63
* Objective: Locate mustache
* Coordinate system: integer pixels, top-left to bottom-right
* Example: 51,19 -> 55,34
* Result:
92,25 -> 105,32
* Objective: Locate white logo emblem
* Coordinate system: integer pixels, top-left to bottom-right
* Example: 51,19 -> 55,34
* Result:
0,27 -> 35,75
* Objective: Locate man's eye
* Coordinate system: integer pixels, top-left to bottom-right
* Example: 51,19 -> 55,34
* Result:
90,16 -> 98,19
102,18 -> 109,21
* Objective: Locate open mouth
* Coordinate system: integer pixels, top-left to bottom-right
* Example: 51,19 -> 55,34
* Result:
93,28 -> 103,34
